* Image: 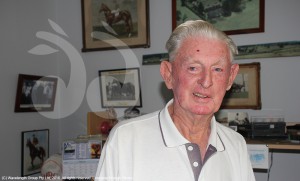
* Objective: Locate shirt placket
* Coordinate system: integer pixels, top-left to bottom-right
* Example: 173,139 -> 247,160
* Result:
185,143 -> 217,181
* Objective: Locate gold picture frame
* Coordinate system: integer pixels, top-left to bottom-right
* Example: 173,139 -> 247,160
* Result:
81,0 -> 150,51
221,62 -> 261,109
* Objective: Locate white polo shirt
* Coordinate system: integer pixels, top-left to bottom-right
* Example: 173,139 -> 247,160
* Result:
95,100 -> 255,181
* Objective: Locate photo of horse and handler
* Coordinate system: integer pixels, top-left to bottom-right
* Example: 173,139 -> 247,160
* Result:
92,0 -> 138,38
22,129 -> 49,176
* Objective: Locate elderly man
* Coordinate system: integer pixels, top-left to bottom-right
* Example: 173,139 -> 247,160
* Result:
95,20 -> 255,181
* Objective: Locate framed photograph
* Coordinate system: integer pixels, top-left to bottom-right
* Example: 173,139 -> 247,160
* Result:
81,0 -> 150,51
221,62 -> 261,109
14,74 -> 58,112
172,0 -> 265,35
99,68 -> 142,108
21,129 -> 49,176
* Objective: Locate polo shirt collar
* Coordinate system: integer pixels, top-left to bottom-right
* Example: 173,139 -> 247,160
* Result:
208,116 -> 225,151
159,100 -> 189,147
159,99 -> 225,151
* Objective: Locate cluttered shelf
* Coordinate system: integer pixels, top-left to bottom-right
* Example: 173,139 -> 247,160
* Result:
244,121 -> 300,151
246,138 -> 300,150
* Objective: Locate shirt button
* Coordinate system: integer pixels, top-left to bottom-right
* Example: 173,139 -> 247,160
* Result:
188,146 -> 193,151
193,162 -> 199,167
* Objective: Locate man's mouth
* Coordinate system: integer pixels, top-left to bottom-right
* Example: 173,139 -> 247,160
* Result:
193,92 -> 209,98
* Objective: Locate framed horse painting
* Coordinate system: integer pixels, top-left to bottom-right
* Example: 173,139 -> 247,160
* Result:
21,129 -> 49,176
81,0 -> 150,51
98,67 -> 142,108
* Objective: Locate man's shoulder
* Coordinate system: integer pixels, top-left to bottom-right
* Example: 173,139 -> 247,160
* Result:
113,111 -> 160,130
106,111 -> 161,143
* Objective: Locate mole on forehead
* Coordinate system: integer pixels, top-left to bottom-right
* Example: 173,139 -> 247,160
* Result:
179,53 -> 228,64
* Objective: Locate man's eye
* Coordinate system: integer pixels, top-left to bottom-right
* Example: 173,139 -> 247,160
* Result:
214,67 -> 223,72
188,67 -> 197,71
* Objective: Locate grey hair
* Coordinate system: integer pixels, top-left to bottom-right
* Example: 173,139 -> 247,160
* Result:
166,20 -> 238,62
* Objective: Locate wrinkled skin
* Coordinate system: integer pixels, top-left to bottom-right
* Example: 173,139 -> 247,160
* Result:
160,36 -> 239,156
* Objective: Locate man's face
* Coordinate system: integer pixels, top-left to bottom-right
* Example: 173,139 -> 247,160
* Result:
161,36 -> 239,116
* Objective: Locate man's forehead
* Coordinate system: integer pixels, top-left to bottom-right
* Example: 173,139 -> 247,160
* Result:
174,53 -> 230,65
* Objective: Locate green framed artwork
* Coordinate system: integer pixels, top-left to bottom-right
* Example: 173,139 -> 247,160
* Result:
172,0 -> 265,35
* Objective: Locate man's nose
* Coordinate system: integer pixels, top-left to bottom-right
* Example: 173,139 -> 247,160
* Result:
197,70 -> 213,88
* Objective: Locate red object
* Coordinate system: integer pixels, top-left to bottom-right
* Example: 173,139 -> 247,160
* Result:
100,121 -> 112,135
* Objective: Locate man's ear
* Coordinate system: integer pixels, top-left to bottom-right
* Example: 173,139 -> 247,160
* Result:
227,63 -> 239,90
160,61 -> 173,89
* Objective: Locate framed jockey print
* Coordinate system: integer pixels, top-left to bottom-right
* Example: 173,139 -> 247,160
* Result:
81,0 -> 150,51
21,129 -> 49,176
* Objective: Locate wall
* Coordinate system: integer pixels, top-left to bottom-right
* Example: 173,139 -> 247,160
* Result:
0,0 -> 300,180
0,0 -> 61,176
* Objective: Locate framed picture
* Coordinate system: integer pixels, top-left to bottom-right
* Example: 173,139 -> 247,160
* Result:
21,129 -> 49,176
81,0 -> 150,51
172,0 -> 265,35
99,68 -> 142,108
14,74 -> 58,112
236,41 -> 300,60
221,62 -> 261,109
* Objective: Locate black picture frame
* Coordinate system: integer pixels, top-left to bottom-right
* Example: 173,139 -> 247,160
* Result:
172,0 -> 265,35
14,74 -> 58,112
99,68 -> 142,108
81,0 -> 150,51
21,129 -> 49,176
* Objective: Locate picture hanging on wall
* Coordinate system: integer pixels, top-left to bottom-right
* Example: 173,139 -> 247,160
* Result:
172,0 -> 265,35
14,74 -> 58,112
99,68 -> 142,108
235,41 -> 300,60
21,129 -> 49,176
81,0 -> 150,51
221,62 -> 261,109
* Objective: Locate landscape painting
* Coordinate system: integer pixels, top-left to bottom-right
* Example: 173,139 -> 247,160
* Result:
236,41 -> 300,60
172,0 -> 264,35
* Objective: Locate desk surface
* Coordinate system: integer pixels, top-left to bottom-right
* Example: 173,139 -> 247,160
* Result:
246,139 -> 300,150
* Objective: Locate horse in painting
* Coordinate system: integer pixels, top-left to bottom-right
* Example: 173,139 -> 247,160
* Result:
99,3 -> 133,37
